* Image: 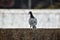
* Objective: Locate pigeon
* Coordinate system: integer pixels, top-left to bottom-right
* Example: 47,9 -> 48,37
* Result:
29,11 -> 37,30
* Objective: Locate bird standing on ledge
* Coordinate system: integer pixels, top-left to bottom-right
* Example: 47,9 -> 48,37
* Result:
29,11 -> 37,30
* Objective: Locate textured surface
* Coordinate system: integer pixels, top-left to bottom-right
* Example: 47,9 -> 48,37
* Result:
0,29 -> 60,40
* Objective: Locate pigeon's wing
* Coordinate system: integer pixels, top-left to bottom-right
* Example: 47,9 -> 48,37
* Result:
29,18 -> 37,26
34,18 -> 37,25
29,18 -> 33,25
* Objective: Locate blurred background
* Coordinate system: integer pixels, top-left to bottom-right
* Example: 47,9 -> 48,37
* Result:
0,0 -> 60,9
31,0 -> 60,9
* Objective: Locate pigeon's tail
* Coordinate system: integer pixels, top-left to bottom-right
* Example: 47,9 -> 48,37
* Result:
33,25 -> 36,30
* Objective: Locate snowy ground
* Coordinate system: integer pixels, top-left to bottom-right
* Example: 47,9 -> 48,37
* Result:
0,9 -> 60,29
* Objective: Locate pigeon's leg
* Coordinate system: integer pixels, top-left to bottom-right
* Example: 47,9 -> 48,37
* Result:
33,25 -> 36,32
33,26 -> 36,29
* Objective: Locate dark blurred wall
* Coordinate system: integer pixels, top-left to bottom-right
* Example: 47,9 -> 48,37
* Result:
0,0 -> 60,9
0,0 -> 28,9
31,0 -> 60,9
13,0 -> 21,8
0,0 -> 15,8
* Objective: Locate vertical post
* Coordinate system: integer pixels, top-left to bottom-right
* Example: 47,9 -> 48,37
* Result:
21,0 -> 23,8
50,0 -> 52,6
50,0 -> 53,7
28,0 -> 31,9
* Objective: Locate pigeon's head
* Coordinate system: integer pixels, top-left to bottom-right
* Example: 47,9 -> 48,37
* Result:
29,11 -> 32,15
29,11 -> 34,18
